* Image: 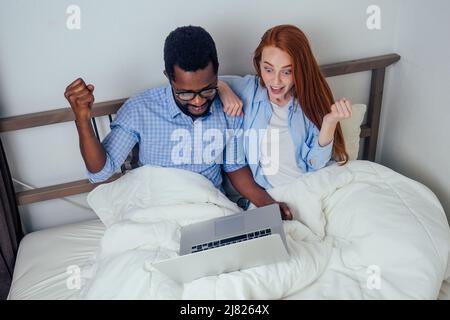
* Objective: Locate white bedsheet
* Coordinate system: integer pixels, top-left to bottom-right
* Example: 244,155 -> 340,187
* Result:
8,161 -> 450,300
81,165 -> 336,299
8,218 -> 450,300
8,219 -> 105,300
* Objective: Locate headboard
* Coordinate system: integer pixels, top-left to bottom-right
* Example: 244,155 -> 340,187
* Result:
0,53 -> 400,206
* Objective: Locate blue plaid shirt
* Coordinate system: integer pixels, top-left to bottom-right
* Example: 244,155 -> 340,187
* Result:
87,85 -> 246,189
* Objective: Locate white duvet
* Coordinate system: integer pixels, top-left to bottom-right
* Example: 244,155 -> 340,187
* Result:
81,161 -> 450,300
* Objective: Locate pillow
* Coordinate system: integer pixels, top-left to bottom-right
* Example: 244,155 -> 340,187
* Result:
339,103 -> 367,161
87,166 -> 240,227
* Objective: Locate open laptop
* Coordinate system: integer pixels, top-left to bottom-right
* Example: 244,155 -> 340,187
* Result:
151,203 -> 290,283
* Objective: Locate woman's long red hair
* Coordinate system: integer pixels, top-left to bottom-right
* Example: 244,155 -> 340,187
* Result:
253,24 -> 349,164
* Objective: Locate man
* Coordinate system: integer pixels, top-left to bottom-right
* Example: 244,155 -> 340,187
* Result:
64,25 -> 292,220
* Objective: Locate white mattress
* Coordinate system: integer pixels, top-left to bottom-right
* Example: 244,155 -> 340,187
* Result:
6,218 -> 332,299
9,218 -> 450,300
8,219 -> 105,300
8,219 -> 310,300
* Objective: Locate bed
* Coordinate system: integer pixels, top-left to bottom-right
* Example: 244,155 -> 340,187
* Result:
2,54 -> 450,300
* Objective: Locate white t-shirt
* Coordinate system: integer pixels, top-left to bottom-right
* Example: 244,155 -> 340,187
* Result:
260,102 -> 304,187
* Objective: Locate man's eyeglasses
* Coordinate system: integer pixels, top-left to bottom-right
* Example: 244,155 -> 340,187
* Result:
173,87 -> 218,101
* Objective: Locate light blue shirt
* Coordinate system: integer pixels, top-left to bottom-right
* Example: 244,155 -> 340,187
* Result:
87,85 -> 246,189
220,75 -> 334,189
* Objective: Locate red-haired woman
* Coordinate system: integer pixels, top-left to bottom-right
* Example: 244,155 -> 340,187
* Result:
219,24 -> 352,189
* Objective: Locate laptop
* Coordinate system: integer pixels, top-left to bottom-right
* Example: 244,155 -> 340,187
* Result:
151,203 -> 290,283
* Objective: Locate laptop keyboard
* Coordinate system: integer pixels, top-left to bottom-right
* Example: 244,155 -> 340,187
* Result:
191,228 -> 272,253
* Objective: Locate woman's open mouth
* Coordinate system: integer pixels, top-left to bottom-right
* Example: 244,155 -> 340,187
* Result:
270,86 -> 285,95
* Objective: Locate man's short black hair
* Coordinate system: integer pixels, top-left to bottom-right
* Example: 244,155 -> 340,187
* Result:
164,25 -> 219,81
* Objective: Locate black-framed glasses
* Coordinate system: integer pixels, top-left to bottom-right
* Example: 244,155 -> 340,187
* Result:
173,86 -> 218,101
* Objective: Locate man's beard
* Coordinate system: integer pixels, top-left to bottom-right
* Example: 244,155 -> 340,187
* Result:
173,93 -> 215,119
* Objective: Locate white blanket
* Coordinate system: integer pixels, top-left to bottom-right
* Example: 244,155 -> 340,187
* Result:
81,161 -> 450,299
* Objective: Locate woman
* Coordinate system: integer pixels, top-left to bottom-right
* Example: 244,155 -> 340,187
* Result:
219,24 -> 352,189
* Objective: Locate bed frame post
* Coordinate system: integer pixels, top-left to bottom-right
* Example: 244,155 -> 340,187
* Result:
364,67 -> 386,161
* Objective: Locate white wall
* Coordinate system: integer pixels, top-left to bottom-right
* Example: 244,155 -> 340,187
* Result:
377,0 -> 450,222
0,0 -> 403,232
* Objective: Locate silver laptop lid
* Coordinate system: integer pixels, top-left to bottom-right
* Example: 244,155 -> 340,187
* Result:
153,233 -> 289,283
179,204 -> 286,255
